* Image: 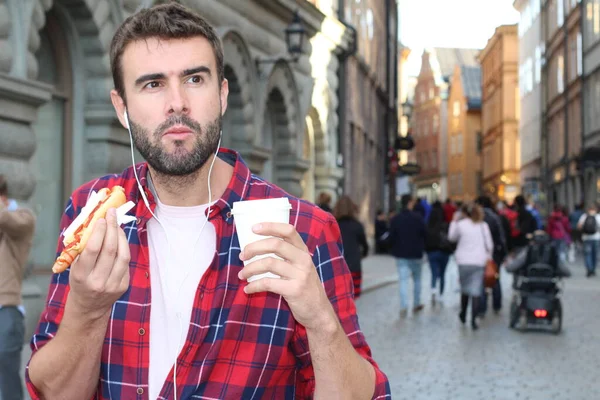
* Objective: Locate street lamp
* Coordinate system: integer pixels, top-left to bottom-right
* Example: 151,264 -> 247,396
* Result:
256,11 -> 306,66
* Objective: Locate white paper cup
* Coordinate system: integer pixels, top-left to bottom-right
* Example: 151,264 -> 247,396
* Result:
231,197 -> 292,282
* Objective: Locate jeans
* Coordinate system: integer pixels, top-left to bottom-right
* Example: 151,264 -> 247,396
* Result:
0,307 -> 25,400
396,258 -> 423,310
427,251 -> 450,294
553,239 -> 568,263
583,240 -> 600,273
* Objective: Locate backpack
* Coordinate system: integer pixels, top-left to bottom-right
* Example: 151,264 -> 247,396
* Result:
582,215 -> 598,235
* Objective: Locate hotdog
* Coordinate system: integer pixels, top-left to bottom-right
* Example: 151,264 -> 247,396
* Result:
52,186 -> 127,273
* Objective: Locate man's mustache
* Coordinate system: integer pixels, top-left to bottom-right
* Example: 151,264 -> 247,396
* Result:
155,115 -> 202,137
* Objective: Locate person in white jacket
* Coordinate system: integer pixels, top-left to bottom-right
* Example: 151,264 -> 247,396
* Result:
448,203 -> 493,330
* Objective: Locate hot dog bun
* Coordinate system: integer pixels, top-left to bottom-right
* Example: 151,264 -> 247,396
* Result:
52,186 -> 127,273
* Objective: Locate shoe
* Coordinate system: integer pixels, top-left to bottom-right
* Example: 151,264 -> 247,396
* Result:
413,304 -> 425,313
458,312 -> 466,324
587,271 -> 593,278
471,320 -> 479,330
400,309 -> 408,318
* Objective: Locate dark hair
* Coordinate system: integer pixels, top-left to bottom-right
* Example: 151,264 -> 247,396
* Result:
401,194 -> 413,209
333,195 -> 356,220
427,206 -> 445,229
110,2 -> 225,101
318,192 -> 332,206
476,195 -> 493,210
0,175 -> 6,197
514,195 -> 526,209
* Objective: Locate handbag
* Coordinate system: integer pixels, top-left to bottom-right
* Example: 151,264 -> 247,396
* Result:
481,224 -> 498,288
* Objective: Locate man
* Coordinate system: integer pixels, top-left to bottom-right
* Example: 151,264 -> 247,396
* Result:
26,4 -> 389,399
569,203 -> 584,251
476,196 -> 507,316
577,204 -> 600,277
0,174 -> 36,400
389,194 -> 426,317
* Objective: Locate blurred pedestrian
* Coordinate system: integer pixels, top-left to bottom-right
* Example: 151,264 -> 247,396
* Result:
425,202 -> 453,305
513,195 -> 538,249
449,203 -> 493,330
374,209 -> 389,254
547,205 -> 571,263
476,196 -> 507,317
334,196 -> 369,298
316,191 -> 332,213
389,194 -> 426,317
443,199 -> 457,223
577,204 -> 600,277
0,174 -> 36,400
569,203 -> 584,252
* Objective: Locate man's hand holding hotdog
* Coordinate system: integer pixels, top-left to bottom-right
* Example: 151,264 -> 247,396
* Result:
28,208 -> 131,398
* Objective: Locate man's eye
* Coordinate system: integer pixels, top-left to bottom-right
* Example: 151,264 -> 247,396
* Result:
144,81 -> 160,89
187,75 -> 203,84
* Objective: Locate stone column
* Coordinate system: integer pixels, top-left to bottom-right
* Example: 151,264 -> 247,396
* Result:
0,73 -> 51,201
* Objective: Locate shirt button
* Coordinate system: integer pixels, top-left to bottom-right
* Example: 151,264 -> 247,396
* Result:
226,211 -> 232,219
200,293 -> 204,300
136,217 -> 142,225
145,271 -> 149,279
138,328 -> 145,336
137,387 -> 144,395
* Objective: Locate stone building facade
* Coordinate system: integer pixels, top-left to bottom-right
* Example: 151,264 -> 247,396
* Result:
0,0 -> 354,340
447,65 -> 482,202
542,0 -> 583,210
479,25 -> 521,203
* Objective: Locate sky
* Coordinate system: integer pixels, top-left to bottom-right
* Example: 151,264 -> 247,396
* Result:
399,0 -> 520,76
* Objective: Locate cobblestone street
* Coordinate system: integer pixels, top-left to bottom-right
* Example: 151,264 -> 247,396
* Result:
356,255 -> 600,400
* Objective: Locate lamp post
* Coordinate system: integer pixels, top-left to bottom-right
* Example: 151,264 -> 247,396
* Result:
256,11 -> 307,67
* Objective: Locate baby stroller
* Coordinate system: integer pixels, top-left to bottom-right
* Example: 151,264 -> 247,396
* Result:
507,233 -> 569,334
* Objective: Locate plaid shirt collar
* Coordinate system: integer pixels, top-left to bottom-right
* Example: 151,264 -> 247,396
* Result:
130,148 -> 251,225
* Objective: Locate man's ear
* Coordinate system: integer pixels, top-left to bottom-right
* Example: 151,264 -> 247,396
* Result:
110,89 -> 128,129
220,78 -> 229,116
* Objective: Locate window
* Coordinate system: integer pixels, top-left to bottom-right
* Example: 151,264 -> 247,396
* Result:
535,46 -> 542,83
577,32 -> 583,76
450,136 -> 456,155
433,115 -> 439,132
431,150 -> 437,169
558,0 -> 564,26
476,132 -> 483,154
558,55 -> 565,93
457,134 -> 463,154
453,101 -> 460,117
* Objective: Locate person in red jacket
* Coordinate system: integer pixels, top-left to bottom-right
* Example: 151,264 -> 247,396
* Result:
443,199 -> 457,223
546,205 -> 571,262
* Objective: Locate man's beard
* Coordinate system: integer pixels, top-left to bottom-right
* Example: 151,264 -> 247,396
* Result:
129,114 -> 221,176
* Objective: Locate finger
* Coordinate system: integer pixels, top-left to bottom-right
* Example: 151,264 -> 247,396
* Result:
241,237 -> 308,266
243,276 -> 290,295
251,222 -> 308,252
105,226 -> 132,290
238,255 -> 296,281
90,208 -> 119,282
74,217 -> 107,277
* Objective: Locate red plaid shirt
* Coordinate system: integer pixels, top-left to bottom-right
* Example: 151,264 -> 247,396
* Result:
26,149 -> 390,399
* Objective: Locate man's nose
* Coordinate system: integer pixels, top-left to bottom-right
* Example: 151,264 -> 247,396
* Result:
166,83 -> 189,115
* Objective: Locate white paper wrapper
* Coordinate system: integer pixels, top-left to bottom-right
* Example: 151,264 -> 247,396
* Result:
62,191 -> 136,243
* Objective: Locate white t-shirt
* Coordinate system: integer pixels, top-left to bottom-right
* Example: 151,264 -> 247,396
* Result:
578,213 -> 600,241
147,197 -> 216,400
